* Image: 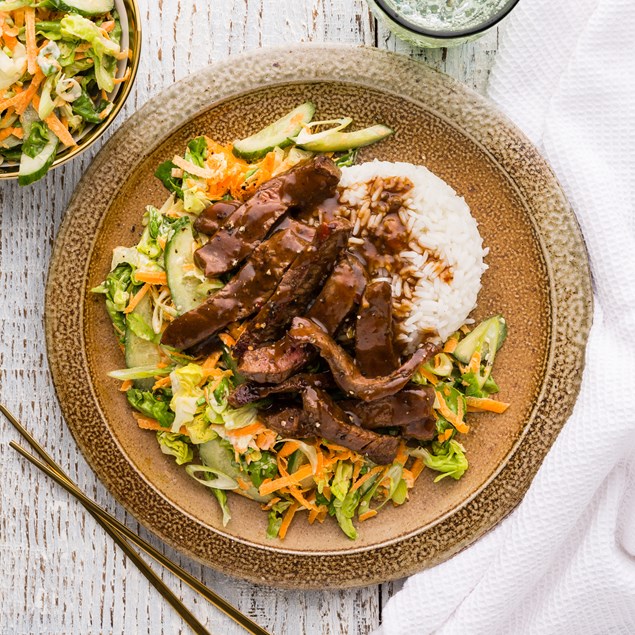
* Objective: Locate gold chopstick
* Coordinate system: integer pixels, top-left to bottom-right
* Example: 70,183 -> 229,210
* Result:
1,404 -> 271,635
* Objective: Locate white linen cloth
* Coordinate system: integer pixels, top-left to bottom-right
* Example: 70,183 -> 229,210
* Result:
378,1 -> 635,633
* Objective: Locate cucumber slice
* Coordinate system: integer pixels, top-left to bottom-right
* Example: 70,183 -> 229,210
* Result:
232,102 -> 315,161
165,219 -> 202,315
17,135 -> 58,186
296,124 -> 393,153
125,294 -> 161,390
453,316 -> 507,364
45,0 -> 114,15
199,438 -> 272,503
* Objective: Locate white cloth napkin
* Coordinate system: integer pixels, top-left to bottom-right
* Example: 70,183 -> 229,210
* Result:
378,1 -> 635,633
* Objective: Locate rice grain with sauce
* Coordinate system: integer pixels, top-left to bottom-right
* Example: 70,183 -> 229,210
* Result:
337,160 -> 488,346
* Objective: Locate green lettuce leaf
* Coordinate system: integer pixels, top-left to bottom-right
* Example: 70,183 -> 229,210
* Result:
244,451 -> 278,489
157,432 -> 193,465
212,488 -> 231,527
22,122 -> 49,159
266,500 -> 292,539
413,440 -> 468,483
169,363 -> 205,433
331,461 -> 353,502
126,388 -> 174,428
185,415 -> 217,445
60,14 -> 120,91
126,312 -> 157,342
90,263 -> 134,342
154,160 -> 183,198
332,488 -> 360,540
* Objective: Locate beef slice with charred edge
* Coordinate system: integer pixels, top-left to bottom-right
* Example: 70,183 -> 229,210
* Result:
302,387 -> 400,465
355,280 -> 398,377
193,156 -> 341,278
288,317 -> 439,401
340,387 -> 436,441
237,254 -> 367,384
228,372 -> 335,408
234,217 -> 351,357
161,221 -> 314,351
193,200 -> 241,237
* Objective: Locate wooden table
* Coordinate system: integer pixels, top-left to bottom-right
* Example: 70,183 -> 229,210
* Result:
0,3 -> 500,633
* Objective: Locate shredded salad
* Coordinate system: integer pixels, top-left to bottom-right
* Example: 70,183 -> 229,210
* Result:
94,107 -> 511,540
0,0 -> 130,184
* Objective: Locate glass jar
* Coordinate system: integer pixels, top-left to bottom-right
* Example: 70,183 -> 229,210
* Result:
366,0 -> 520,48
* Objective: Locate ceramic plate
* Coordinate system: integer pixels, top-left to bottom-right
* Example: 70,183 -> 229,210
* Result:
46,45 -> 592,589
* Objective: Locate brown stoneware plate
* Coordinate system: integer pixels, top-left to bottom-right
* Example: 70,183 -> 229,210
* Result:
46,45 -> 592,589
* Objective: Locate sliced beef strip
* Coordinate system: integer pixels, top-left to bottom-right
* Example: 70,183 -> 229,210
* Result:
288,317 -> 439,401
194,156 -> 341,278
161,221 -> 314,351
340,386 -> 436,441
355,280 -> 398,378
260,404 -> 313,438
302,387 -> 400,465
237,254 -> 367,384
234,217 -> 351,357
193,200 -> 241,237
229,372 -> 335,408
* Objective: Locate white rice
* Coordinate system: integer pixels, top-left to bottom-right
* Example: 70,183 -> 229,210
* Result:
338,160 -> 488,344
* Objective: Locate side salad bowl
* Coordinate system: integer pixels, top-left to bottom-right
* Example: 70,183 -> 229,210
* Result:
0,0 -> 141,184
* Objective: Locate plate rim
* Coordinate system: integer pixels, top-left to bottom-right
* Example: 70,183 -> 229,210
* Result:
45,44 -> 593,588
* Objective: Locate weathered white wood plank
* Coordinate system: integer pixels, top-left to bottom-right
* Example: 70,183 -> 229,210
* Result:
0,2 -> 498,634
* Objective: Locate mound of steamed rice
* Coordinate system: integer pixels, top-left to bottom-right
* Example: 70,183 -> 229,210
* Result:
338,160 -> 488,345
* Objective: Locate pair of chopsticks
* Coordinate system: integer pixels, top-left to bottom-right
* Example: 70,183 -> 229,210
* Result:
0,404 -> 271,635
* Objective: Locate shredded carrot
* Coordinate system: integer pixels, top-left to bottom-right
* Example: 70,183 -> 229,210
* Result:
255,428 -> 278,451
133,413 -> 164,431
443,337 -> 458,354
24,7 -> 37,75
287,485 -> 318,512
417,367 -> 439,385
437,428 -> 453,443
436,390 -> 470,434
467,350 -> 481,374
277,441 -> 300,459
278,501 -> 299,540
0,127 -> 16,142
350,465 -> 384,493
218,333 -> 236,348
112,67 -> 131,84
101,20 -> 115,32
237,478 -> 252,491
200,351 -> 222,373
3,33 -> 17,50
259,464 -> 313,497
134,270 -> 168,285
124,283 -> 150,314
13,10 -> 24,29
465,396 -> 510,414
0,107 -> 15,127
156,361 -> 169,369
152,375 -> 172,391
119,379 -> 133,392
226,422 -> 265,438
308,507 -> 321,525
358,510 -> 378,522
395,442 -> 408,466
32,100 -> 77,147
410,458 -> 425,481
352,461 -> 362,484
321,485 -> 332,501
1,70 -> 43,114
